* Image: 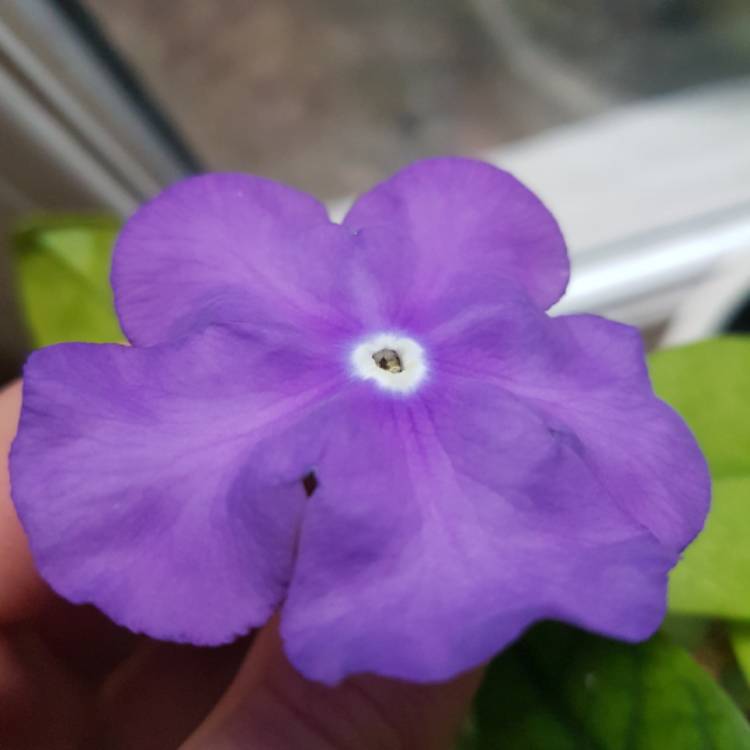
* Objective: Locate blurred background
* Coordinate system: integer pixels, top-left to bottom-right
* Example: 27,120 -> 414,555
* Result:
1,0 -> 750,381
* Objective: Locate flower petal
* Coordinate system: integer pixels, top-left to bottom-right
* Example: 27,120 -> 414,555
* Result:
425,286 -> 710,553
281,383 -> 673,684
342,157 -> 569,311
512,313 -> 711,553
112,173 -> 345,346
340,225 -> 420,332
10,327 -> 338,644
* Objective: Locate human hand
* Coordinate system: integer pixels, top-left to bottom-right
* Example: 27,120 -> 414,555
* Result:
0,381 -> 480,749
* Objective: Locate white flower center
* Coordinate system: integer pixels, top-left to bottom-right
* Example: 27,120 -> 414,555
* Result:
350,332 -> 428,394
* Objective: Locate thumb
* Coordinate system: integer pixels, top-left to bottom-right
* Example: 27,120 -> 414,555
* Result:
181,617 -> 481,750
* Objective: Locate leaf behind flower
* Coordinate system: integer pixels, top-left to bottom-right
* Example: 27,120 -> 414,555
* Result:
668,476 -> 750,620
463,622 -> 750,749
11,216 -> 123,347
649,337 -> 750,480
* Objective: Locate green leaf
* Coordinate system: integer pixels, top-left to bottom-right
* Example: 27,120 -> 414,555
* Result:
669,476 -> 750,620
660,614 -> 711,652
730,622 -> 750,686
11,215 -> 123,347
648,337 -> 750,479
650,340 -> 750,622
468,623 -> 750,750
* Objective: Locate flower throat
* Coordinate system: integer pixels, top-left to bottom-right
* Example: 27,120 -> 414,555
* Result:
372,348 -> 403,374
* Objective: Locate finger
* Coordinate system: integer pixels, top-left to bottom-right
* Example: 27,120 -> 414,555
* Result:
89,637 -> 249,750
0,381 -> 51,623
0,380 -> 139,685
0,629 -> 91,749
182,618 -> 482,750
32,597 -> 138,688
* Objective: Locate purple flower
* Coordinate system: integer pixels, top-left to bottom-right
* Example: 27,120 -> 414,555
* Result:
10,158 -> 709,685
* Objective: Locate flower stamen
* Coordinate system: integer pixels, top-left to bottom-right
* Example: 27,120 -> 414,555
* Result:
350,332 -> 427,394
372,348 -> 403,373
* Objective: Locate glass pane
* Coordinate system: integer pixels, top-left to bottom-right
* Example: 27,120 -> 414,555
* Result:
80,0 -> 750,198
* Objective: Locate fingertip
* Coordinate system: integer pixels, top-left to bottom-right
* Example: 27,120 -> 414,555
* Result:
0,380 -> 50,622
183,617 -> 482,749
